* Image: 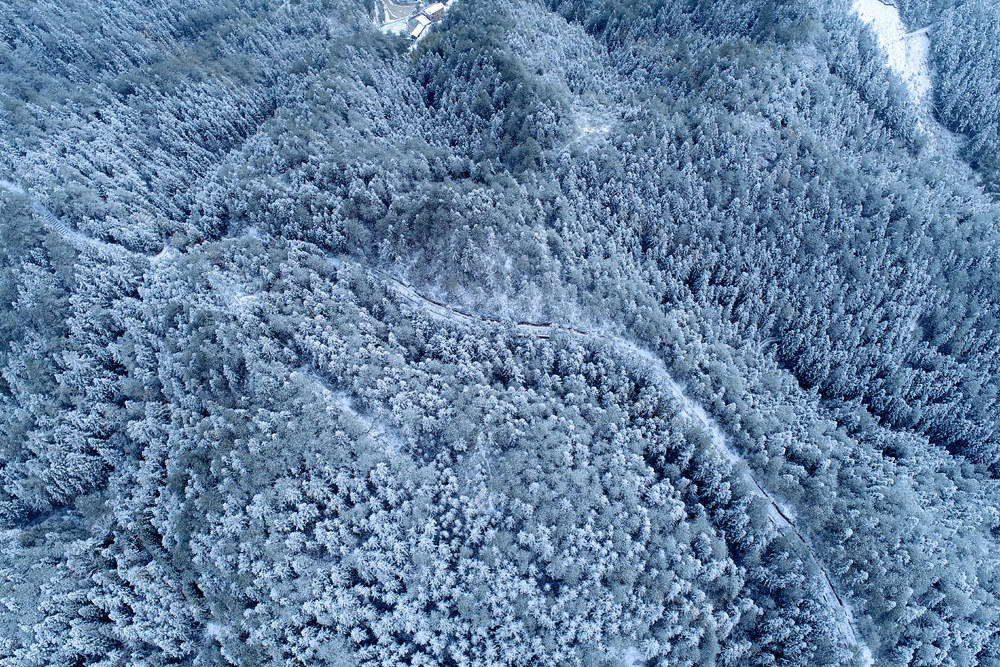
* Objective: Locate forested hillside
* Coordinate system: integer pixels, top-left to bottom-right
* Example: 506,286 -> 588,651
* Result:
1,0 -> 999,665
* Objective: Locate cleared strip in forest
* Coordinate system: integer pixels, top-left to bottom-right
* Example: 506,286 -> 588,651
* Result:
333,255 -> 872,662
852,0 -> 958,161
0,179 -> 187,265
0,179 -> 132,255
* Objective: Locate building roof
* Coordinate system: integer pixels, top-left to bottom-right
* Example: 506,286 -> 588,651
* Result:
409,23 -> 426,38
415,14 -> 431,26
426,2 -> 446,15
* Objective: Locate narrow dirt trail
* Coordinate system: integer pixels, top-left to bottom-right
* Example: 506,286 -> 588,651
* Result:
333,256 -> 872,662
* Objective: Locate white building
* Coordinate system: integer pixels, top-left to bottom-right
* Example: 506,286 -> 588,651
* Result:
425,2 -> 446,19
409,13 -> 431,39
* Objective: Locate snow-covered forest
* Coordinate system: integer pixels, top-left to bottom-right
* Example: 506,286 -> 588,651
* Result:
1,0 -> 1000,664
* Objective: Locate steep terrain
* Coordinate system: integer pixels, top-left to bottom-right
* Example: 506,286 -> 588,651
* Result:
2,0 -> 1000,665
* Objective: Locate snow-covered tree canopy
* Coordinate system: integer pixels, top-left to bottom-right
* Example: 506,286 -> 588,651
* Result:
2,0 -> 1000,664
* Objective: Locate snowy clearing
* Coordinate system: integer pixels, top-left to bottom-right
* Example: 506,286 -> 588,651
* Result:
303,370 -> 405,455
380,18 -> 410,36
851,0 -> 962,160
852,0 -> 931,104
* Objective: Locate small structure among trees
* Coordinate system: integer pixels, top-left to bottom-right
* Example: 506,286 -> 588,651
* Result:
425,2 -> 446,19
408,1 -> 448,40
409,13 -> 430,39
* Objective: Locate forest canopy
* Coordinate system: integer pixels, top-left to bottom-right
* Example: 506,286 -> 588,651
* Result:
1,0 -> 999,665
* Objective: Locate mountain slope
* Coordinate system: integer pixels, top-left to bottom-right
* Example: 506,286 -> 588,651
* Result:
2,0 -> 1000,664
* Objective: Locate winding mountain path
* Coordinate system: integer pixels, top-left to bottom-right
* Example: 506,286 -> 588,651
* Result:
0,179 -> 173,261
332,255 -> 872,663
0,180 -> 119,253
0,177 -> 872,657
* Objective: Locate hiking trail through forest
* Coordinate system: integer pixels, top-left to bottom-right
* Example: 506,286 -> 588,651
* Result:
330,255 -> 874,664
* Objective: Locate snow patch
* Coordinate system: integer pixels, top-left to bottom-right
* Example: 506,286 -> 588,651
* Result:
305,370 -> 404,455
620,646 -> 644,666
380,18 -> 410,35
851,1 -> 963,160
852,0 -> 932,104
0,179 -> 26,196
580,122 -> 611,137
559,106 -> 614,153
150,245 -> 177,264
